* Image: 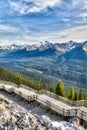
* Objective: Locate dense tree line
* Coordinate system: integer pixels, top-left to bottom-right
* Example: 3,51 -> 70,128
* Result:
0,67 -> 44,90
0,66 -> 87,100
55,80 -> 87,101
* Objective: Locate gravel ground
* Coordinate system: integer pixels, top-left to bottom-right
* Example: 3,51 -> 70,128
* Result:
0,90 -> 86,130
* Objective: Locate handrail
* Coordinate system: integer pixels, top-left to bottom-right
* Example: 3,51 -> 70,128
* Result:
39,89 -> 87,107
0,81 -> 87,107
0,82 -> 87,122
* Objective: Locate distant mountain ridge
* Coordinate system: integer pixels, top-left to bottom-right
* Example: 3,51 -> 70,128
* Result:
0,40 -> 87,88
0,40 -> 87,53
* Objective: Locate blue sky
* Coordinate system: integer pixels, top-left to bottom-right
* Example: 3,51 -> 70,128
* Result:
0,0 -> 87,45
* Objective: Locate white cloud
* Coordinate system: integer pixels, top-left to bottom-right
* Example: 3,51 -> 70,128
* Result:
0,24 -> 19,33
78,13 -> 87,22
0,24 -> 22,45
61,0 -> 87,10
0,23 -> 87,45
22,25 -> 87,43
0,25 -> 87,45
8,0 -> 61,14
56,25 -> 87,43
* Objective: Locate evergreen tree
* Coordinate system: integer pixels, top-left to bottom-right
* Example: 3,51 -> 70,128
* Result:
15,73 -> 22,87
78,88 -> 83,100
68,87 -> 74,100
74,92 -> 78,101
83,94 -> 87,100
49,86 -> 55,93
36,79 -> 43,90
55,80 -> 65,97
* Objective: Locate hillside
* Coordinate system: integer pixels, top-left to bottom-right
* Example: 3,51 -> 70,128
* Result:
0,41 -> 87,89
0,67 -> 16,82
0,67 -> 44,90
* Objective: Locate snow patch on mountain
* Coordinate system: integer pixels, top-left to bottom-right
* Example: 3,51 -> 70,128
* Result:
83,42 -> 87,52
0,40 -> 87,52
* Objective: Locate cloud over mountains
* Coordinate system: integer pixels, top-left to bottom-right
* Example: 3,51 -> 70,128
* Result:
0,0 -> 87,45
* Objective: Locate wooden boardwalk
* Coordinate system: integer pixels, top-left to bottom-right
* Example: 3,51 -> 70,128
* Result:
0,83 -> 87,122
0,84 -> 37,101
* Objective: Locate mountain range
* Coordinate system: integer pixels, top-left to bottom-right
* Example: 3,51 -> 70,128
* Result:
0,40 -> 87,52
0,40 -> 87,89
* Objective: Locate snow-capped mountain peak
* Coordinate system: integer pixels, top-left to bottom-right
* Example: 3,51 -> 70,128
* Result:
0,41 -> 87,52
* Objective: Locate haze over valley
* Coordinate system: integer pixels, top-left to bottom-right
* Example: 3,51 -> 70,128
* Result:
0,40 -> 87,90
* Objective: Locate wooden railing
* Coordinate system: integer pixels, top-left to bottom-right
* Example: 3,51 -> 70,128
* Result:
21,84 -> 39,94
0,81 -> 87,107
0,81 -> 87,122
39,90 -> 87,107
0,80 -> 18,87
0,83 -> 37,101
37,96 -> 87,121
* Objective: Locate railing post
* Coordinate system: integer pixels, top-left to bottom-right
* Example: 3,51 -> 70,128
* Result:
46,100 -> 51,109
72,100 -> 74,106
81,110 -> 83,119
28,96 -> 30,101
75,109 -> 78,116
7,120 -> 9,130
63,108 -> 65,116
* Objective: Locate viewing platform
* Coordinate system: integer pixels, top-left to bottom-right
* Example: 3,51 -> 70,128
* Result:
0,83 -> 87,122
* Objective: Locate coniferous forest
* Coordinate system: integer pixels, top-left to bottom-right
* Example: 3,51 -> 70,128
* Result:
0,66 -> 87,101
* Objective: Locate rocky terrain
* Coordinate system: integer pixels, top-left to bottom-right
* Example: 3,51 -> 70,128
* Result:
0,91 -> 86,130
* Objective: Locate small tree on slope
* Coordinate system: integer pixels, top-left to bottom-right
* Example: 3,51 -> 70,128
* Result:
68,87 -> 75,100
15,73 -> 22,87
56,80 -> 65,97
79,88 -> 83,100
